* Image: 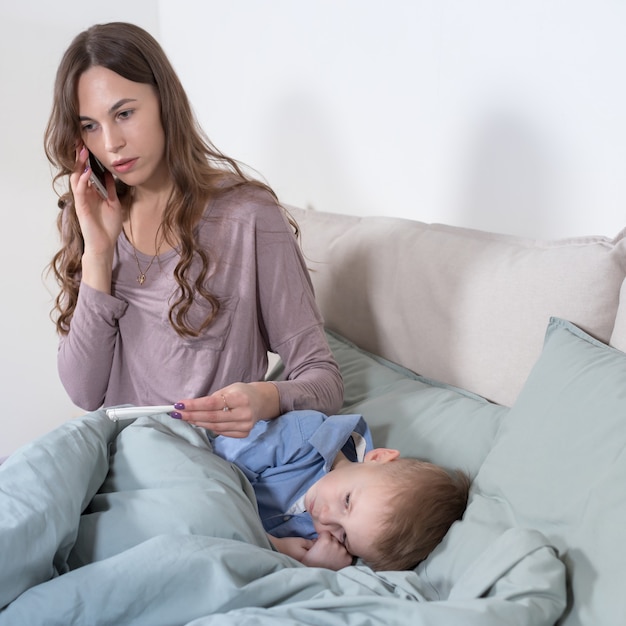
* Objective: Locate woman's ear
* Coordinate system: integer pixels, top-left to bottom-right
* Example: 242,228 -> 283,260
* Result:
364,448 -> 400,463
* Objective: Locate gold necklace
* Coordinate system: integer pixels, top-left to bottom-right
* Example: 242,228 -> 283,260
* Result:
127,215 -> 162,286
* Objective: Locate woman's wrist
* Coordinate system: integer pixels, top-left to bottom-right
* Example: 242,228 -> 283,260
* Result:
80,250 -> 114,294
248,381 -> 281,420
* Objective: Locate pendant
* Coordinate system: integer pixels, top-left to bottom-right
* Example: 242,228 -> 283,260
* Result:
137,273 -> 146,285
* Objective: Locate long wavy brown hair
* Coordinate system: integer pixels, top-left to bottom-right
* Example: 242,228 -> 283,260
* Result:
44,22 -> 293,337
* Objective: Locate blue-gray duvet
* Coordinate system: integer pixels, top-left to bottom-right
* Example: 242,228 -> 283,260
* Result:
0,411 -> 566,625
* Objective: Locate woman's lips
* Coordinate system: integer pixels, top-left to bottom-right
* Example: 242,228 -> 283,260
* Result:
112,158 -> 138,174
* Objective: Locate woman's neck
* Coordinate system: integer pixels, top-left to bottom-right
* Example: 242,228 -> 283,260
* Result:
131,181 -> 173,215
124,185 -> 175,255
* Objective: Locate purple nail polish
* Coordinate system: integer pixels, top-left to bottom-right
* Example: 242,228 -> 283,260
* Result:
174,402 -> 185,410
170,412 -> 182,420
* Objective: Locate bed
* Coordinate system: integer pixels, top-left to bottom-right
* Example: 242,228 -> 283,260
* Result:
3,205 -> 626,625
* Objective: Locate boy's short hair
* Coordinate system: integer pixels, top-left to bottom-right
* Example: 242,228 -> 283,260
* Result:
366,459 -> 471,571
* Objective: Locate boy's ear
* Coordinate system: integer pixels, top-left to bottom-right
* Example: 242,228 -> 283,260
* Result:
364,448 -> 400,463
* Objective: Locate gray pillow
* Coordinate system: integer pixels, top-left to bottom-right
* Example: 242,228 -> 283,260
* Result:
418,317 -> 626,625
326,330 -> 506,476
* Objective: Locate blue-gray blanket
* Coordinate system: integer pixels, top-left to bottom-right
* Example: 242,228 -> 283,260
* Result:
0,411 -> 566,625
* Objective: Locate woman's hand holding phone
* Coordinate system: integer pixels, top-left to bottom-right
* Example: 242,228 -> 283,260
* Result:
71,145 -> 123,293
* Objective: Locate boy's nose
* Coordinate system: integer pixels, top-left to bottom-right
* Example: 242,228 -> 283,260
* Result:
317,503 -> 333,525
316,509 -> 343,537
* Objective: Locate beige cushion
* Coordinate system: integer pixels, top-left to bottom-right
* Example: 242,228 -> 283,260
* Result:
291,206 -> 626,406
609,277 -> 626,351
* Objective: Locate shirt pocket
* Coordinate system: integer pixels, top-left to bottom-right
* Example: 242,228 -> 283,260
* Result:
161,294 -> 239,351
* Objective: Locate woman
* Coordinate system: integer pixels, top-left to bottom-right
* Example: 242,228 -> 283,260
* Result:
44,22 -> 343,437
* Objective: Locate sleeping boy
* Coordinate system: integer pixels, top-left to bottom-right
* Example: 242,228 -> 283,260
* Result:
210,410 -> 470,571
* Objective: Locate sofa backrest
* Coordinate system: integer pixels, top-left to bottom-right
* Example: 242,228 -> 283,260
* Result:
291,206 -> 626,406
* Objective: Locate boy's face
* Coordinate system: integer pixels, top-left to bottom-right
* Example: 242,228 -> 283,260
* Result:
304,448 -> 399,563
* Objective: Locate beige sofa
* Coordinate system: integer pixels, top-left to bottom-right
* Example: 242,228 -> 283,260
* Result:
289,205 -> 626,626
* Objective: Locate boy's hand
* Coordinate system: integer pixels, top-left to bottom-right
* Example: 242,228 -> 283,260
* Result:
301,531 -> 353,570
268,532 -> 353,571
268,535 -> 314,562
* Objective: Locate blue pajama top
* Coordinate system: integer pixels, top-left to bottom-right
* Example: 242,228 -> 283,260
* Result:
210,410 -> 373,539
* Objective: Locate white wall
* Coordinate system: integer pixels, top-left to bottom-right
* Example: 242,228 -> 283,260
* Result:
159,0 -> 626,239
2,0 -> 626,455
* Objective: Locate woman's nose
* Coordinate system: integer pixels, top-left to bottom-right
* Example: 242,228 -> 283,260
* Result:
103,126 -> 125,153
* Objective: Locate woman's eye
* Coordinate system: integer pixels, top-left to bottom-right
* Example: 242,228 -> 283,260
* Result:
81,123 -> 96,133
344,493 -> 351,508
117,109 -> 133,120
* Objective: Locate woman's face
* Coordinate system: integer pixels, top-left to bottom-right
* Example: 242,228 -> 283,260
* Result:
77,65 -> 169,192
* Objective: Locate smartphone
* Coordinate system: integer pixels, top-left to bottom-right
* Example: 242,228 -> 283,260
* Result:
87,150 -> 109,199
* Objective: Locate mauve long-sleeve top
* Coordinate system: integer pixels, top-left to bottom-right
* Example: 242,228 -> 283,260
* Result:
57,185 -> 343,414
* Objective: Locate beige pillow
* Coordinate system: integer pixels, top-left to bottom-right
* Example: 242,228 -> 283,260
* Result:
609,276 -> 626,351
292,206 -> 626,406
